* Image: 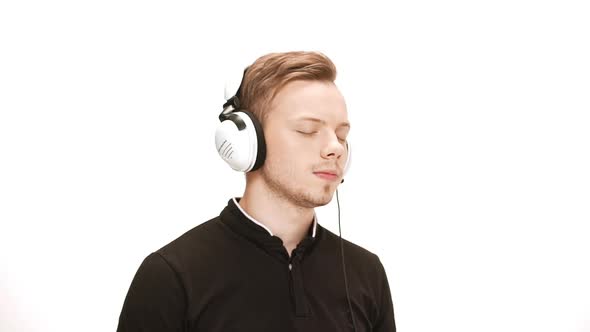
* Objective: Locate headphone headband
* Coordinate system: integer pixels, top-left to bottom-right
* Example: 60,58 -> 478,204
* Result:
219,67 -> 248,121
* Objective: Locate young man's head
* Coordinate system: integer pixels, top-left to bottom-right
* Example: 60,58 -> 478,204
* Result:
240,51 -> 350,208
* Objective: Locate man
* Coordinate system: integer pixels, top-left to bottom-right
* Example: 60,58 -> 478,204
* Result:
117,51 -> 396,331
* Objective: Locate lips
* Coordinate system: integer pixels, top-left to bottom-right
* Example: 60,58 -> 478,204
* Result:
315,171 -> 336,176
314,169 -> 339,176
313,170 -> 339,181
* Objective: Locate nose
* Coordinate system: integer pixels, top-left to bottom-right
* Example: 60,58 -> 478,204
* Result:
321,133 -> 346,161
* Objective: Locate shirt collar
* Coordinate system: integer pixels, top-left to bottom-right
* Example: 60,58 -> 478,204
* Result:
218,197 -> 320,262
231,197 -> 318,238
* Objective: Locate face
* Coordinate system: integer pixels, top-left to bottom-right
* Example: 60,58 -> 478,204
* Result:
257,80 -> 350,208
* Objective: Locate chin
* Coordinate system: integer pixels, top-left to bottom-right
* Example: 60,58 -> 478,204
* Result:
313,197 -> 332,207
304,190 -> 335,208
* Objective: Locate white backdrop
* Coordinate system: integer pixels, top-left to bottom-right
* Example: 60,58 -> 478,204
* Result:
1,1 -> 589,331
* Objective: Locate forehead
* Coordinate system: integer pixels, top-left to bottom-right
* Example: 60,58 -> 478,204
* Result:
269,80 -> 348,123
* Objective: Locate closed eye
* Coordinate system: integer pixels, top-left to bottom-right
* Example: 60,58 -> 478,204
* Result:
297,130 -> 346,144
296,130 -> 317,135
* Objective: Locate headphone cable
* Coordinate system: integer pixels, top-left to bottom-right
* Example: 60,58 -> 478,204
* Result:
337,188 -> 357,332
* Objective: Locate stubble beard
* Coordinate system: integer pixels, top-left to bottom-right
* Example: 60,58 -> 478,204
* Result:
260,160 -> 334,208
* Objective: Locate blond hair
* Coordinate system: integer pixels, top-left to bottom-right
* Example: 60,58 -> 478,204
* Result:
238,51 -> 337,126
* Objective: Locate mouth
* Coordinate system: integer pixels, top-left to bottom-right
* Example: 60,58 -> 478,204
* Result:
313,171 -> 339,181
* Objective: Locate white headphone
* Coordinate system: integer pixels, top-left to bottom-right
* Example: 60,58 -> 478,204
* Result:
215,68 -> 352,178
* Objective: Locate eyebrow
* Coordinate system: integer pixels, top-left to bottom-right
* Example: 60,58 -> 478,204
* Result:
296,117 -> 350,128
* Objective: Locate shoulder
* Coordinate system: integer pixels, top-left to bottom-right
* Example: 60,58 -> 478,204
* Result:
159,216 -> 223,251
151,216 -> 232,272
319,225 -> 385,274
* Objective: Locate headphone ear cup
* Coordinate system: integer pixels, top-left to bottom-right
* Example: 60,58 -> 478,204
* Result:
343,140 -> 352,176
240,110 -> 266,172
215,111 -> 266,172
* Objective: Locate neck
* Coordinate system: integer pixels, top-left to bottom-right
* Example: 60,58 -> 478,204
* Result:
238,178 -> 315,257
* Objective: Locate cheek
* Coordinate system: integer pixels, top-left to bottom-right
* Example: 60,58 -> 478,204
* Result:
263,131 -> 316,172
266,133 -> 306,157
266,146 -> 312,177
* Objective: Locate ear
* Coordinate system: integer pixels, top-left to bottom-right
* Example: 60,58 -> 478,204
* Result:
342,140 -> 352,176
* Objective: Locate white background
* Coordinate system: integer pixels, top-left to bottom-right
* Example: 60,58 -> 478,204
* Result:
1,1 -> 589,331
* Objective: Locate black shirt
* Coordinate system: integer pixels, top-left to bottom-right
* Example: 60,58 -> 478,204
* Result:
117,197 -> 396,332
